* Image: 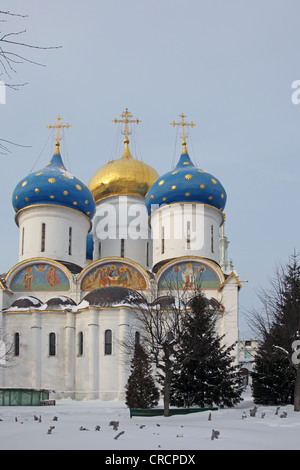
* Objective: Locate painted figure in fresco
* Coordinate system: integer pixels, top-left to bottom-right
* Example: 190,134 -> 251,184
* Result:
23,267 -> 35,290
10,264 -> 69,292
81,263 -> 147,291
99,267 -> 109,287
118,266 -> 128,287
160,262 -> 219,291
127,267 -> 144,289
107,265 -> 119,285
35,264 -> 47,272
181,263 -> 195,289
46,267 -> 60,290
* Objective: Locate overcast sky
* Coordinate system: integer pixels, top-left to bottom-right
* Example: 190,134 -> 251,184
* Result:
1,0 -> 300,336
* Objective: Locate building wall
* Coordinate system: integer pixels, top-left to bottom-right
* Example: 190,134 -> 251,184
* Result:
93,195 -> 152,270
151,203 -> 224,267
0,190 -> 240,401
0,304 -> 136,401
17,206 -> 91,267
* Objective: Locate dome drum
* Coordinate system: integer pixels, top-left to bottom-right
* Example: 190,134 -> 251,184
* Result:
92,194 -> 151,268
150,202 -> 224,267
16,205 -> 91,267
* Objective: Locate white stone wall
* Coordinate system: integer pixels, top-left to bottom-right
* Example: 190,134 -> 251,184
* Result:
0,189 -> 240,401
16,206 -> 91,267
0,304 -> 135,401
151,203 -> 224,268
92,195 -> 152,269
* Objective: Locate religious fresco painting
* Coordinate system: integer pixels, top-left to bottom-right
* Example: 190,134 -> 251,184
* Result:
81,262 -> 147,291
158,262 -> 221,290
10,264 -> 70,292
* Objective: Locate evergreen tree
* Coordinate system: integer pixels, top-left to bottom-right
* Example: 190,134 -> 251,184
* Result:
250,253 -> 300,408
125,342 -> 159,409
170,293 -> 243,408
251,346 -> 295,404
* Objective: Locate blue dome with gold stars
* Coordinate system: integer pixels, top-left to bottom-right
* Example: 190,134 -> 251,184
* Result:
12,144 -> 96,221
145,144 -> 227,215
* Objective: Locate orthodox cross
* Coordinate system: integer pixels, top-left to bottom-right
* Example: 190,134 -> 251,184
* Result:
47,115 -> 71,149
170,113 -> 196,145
112,108 -> 141,142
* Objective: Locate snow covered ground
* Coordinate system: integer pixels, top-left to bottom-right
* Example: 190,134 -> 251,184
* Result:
0,390 -> 299,451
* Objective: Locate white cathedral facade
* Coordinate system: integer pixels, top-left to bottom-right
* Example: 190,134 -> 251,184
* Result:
0,111 -> 241,401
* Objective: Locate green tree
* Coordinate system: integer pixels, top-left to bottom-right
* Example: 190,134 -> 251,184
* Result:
170,293 -> 243,408
251,346 -> 295,404
249,252 -> 300,409
125,342 -> 159,409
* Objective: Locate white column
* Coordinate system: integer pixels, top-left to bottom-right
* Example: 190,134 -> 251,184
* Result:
31,312 -> 42,389
65,311 -> 76,398
88,311 -> 99,400
118,308 -> 129,400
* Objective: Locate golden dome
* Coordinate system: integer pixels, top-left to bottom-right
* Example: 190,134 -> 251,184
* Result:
88,139 -> 159,203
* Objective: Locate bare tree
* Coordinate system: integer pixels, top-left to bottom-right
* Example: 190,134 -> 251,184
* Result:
123,280 -> 226,417
128,289 -> 189,417
0,329 -> 14,367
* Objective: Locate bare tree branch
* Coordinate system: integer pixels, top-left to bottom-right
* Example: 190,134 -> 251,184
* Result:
0,11 -> 28,18
0,10 -> 61,154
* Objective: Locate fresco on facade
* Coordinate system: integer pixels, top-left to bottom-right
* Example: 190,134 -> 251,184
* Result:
10,264 -> 70,292
81,262 -> 147,291
158,262 -> 221,290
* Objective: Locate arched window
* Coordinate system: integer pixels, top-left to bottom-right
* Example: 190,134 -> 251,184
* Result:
49,332 -> 56,356
14,332 -> 20,356
104,329 -> 112,355
78,331 -> 84,356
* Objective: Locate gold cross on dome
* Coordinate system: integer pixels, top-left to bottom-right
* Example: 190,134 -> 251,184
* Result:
171,113 -> 196,145
47,115 -> 71,148
112,108 -> 141,142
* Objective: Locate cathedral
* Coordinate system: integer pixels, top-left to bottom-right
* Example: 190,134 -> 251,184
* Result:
0,110 -> 241,401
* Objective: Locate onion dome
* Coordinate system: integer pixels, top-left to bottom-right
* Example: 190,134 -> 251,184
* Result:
145,142 -> 227,215
79,286 -> 147,308
88,138 -> 159,203
88,108 -> 159,203
12,142 -> 96,221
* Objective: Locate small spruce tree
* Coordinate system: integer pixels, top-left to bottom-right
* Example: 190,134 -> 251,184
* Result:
170,293 -> 243,408
125,342 -> 159,409
249,252 -> 300,408
251,346 -> 295,404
